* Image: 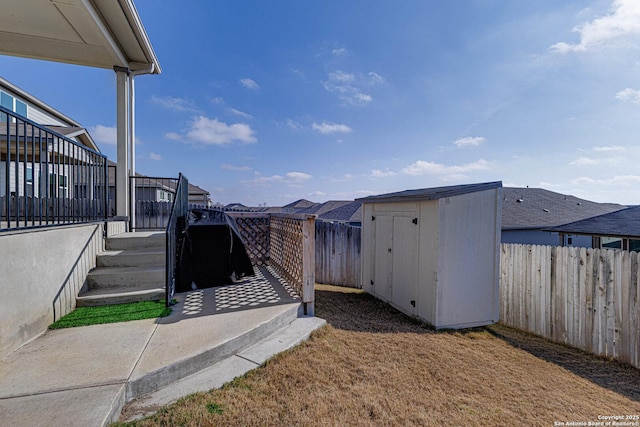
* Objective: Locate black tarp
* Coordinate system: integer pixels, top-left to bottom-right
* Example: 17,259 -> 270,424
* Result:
176,209 -> 254,292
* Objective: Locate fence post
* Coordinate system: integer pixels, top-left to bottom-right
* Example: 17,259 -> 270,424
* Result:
302,215 -> 315,316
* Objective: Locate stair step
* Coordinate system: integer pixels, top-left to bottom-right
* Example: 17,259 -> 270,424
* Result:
106,232 -> 165,251
77,284 -> 165,307
97,249 -> 165,268
87,266 -> 164,290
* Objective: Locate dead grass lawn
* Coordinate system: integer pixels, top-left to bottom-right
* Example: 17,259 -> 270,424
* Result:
116,284 -> 640,426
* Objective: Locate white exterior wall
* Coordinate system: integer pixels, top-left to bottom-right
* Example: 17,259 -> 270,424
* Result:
0,221 -> 126,358
1,86 -> 70,126
416,199 -> 439,325
436,188 -> 502,328
25,105 -> 68,127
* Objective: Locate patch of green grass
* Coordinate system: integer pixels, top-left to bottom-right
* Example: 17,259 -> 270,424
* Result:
49,300 -> 172,329
205,403 -> 224,415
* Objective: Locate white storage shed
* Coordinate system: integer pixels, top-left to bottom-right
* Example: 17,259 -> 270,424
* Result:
358,181 -> 502,329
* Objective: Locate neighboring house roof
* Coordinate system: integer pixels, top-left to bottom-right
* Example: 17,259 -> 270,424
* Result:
318,201 -> 362,223
0,0 -> 161,73
1,77 -> 82,127
282,199 -> 318,210
502,187 -> 624,230
297,200 -> 353,216
44,125 -> 100,152
225,203 -> 248,209
188,183 -> 209,197
0,78 -> 100,152
547,206 -> 640,238
357,181 -> 502,204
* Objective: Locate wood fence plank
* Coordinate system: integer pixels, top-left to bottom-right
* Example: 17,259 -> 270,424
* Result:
500,243 -> 639,369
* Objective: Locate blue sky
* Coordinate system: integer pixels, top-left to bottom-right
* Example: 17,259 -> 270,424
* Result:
2,0 -> 640,206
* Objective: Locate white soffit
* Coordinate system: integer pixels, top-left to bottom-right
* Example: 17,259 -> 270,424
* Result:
0,0 -> 160,72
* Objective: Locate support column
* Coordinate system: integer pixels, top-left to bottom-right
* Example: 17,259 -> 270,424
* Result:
128,75 -> 136,228
115,67 -> 130,218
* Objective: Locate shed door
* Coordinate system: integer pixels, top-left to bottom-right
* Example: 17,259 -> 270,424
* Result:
391,215 -> 418,315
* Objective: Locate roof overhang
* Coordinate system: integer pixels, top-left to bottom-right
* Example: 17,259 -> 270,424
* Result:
0,0 -> 160,73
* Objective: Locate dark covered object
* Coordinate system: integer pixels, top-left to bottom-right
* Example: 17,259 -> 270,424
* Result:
177,209 -> 254,291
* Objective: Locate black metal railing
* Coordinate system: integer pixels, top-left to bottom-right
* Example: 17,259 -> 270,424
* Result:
130,175 -> 178,230
166,173 -> 188,306
1,106 -> 108,231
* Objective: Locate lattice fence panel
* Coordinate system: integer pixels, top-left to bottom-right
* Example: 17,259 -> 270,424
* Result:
232,214 -> 270,266
270,215 -> 305,297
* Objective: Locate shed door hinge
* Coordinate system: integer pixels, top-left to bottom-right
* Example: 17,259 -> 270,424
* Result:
412,218 -> 418,225
372,215 -> 376,221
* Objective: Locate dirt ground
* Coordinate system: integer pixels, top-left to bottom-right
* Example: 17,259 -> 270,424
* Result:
117,284 -> 640,427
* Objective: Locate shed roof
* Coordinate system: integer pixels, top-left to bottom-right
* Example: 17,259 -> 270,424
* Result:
546,205 -> 640,238
357,181 -> 502,204
502,187 -> 624,230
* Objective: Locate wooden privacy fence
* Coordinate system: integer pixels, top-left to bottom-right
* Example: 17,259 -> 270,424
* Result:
315,221 -> 361,288
500,243 -> 640,369
229,212 -> 316,315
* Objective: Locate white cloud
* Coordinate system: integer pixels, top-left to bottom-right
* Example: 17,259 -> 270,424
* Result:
551,0 -> 640,53
284,118 -> 303,131
571,175 -> 640,186
312,122 -> 352,134
401,159 -> 490,176
453,136 -> 486,148
151,95 -> 199,112
245,171 -> 313,187
229,108 -> 253,119
89,125 -> 117,145
210,97 -> 225,105
322,70 -> 385,106
593,145 -> 625,152
221,164 -> 252,171
148,152 -> 162,161
570,156 -> 624,166
615,88 -> 640,103
332,47 -> 348,56
286,171 -> 313,181
370,169 -> 397,178
240,78 -> 260,90
166,116 -> 257,145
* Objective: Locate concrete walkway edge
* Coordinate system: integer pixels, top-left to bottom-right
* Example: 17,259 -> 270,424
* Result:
120,316 -> 327,423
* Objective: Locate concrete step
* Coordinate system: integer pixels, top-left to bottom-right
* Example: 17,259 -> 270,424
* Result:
86,266 -> 164,290
97,249 -> 165,268
121,315 -> 326,422
106,232 -> 165,251
76,283 -> 165,307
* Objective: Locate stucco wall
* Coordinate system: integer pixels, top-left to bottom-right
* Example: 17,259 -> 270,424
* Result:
0,221 -> 126,358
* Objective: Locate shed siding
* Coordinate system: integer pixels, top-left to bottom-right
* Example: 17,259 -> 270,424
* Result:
437,189 -> 501,328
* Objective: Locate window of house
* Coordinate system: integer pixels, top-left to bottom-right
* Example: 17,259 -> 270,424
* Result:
15,99 -> 27,117
0,91 -> 28,121
26,166 -> 34,197
0,91 -> 11,122
601,236 -> 622,250
49,173 -> 57,197
629,239 -> 640,253
59,174 -> 67,198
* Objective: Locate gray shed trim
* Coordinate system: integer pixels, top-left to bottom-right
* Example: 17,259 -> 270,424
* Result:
357,181 -> 502,204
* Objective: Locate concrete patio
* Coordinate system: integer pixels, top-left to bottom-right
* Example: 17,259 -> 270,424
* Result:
0,266 -> 326,426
